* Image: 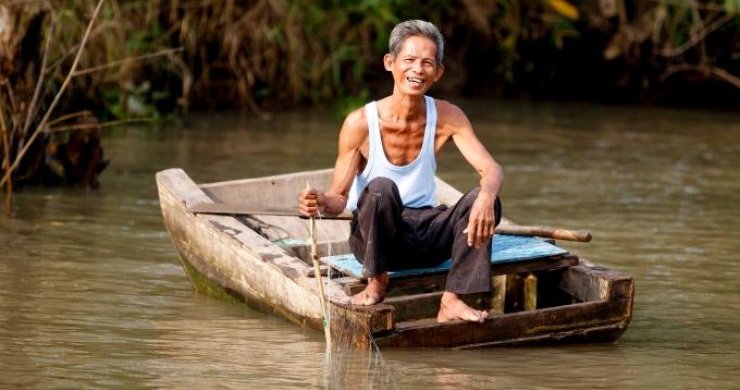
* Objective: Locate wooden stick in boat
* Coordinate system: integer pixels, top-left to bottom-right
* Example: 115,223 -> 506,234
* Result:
188,202 -> 592,242
496,224 -> 592,242
306,184 -> 332,349
188,202 -> 353,220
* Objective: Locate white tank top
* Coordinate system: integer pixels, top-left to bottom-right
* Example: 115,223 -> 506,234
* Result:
347,96 -> 437,211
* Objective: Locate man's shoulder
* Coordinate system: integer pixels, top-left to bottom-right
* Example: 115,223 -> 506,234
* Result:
343,106 -> 369,131
432,98 -> 464,116
339,106 -> 370,145
432,98 -> 469,128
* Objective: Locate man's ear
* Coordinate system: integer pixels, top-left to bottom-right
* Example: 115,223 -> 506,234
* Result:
383,54 -> 393,71
434,64 -> 445,82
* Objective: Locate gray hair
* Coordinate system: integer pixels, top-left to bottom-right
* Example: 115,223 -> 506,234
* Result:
389,20 -> 444,65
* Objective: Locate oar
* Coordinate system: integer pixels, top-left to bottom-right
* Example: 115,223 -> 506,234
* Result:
306,184 -> 332,349
187,202 -> 592,242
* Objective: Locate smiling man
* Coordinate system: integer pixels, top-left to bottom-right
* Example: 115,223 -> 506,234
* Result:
299,20 -> 503,323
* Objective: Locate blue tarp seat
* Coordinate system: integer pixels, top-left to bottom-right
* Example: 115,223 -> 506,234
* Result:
322,234 -> 568,279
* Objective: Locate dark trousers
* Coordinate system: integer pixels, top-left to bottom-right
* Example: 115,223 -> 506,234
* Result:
348,177 -> 502,294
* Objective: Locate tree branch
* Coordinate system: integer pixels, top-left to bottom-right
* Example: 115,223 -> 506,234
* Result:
661,64 -> 740,89
72,47 -> 184,77
659,13 -> 733,57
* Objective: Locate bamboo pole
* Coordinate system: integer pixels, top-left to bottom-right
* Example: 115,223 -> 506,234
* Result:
307,184 -> 332,349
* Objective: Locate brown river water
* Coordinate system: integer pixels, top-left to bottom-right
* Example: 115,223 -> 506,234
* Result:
1,100 -> 739,388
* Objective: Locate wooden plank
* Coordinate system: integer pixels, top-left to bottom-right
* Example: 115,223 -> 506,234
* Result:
385,292 -> 443,321
329,302 -> 395,349
375,298 -> 631,348
560,261 -> 634,302
342,273 -> 449,297
199,168 -> 334,209
457,323 -> 629,348
385,292 -> 490,322
490,254 -> 579,275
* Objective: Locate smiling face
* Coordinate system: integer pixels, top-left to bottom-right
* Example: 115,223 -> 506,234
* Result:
384,35 -> 445,97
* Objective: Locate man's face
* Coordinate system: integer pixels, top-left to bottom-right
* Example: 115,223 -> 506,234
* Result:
385,36 -> 444,96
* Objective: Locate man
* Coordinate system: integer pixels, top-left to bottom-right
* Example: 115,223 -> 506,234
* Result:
299,20 -> 503,323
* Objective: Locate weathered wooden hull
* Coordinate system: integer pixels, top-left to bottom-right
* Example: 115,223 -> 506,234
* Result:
156,169 -> 334,330
156,168 -> 634,349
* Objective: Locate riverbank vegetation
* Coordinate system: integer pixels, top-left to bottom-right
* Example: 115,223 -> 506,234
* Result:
1,0 -> 738,210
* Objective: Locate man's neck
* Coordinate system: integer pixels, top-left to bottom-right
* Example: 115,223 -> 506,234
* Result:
382,92 -> 426,123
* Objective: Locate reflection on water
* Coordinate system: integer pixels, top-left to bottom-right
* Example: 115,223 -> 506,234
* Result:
1,100 -> 739,388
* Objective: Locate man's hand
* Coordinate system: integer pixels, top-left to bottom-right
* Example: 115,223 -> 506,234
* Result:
465,191 -> 497,248
299,187 -> 326,218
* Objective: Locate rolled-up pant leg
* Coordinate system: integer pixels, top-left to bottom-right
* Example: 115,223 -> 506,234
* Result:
348,177 -> 404,277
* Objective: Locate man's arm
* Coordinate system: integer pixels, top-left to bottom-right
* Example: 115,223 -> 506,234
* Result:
442,103 -> 504,248
299,109 -> 367,217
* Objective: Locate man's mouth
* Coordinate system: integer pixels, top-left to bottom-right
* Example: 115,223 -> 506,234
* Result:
407,77 -> 423,85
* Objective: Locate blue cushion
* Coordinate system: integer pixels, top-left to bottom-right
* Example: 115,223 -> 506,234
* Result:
322,234 -> 568,279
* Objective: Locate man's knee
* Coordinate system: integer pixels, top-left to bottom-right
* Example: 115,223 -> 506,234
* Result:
366,177 -> 398,197
458,187 -> 480,211
357,177 -> 401,211
457,187 -> 502,226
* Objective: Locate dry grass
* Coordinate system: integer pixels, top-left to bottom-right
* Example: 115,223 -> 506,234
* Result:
0,0 -> 737,211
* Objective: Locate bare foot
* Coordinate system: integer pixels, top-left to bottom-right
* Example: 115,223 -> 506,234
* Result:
351,273 -> 389,305
437,292 -> 489,323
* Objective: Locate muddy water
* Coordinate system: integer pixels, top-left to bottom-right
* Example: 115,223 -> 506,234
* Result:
1,100 -> 738,388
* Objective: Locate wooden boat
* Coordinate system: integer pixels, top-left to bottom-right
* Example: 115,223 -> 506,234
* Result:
156,168 -> 634,349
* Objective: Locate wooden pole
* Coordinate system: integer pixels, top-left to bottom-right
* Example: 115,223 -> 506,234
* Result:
496,223 -> 592,242
490,275 -> 506,314
523,272 -> 537,311
307,184 -> 332,349
187,203 -> 593,242
188,202 -> 353,220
